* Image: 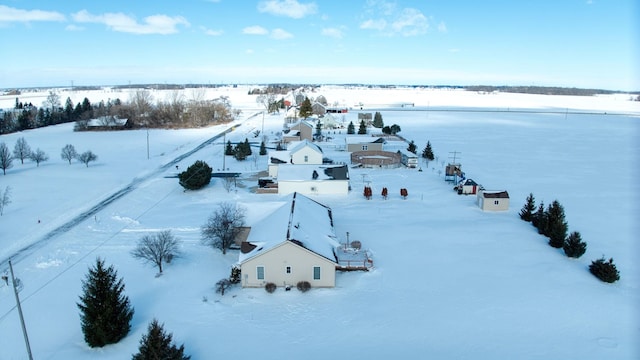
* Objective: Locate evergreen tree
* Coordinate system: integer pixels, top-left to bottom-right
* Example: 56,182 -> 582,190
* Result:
298,97 -> 312,118
563,231 -> 587,258
132,319 -> 190,360
77,258 -> 134,348
421,141 -> 434,161
315,120 -> 322,138
407,140 -> 417,154
178,160 -> 212,190
519,193 -> 536,222
347,121 -> 355,134
358,119 -> 367,134
243,138 -> 252,156
532,201 -> 545,232
381,125 -> 391,135
373,112 -> 384,128
546,200 -> 568,248
224,140 -> 234,156
259,141 -> 267,156
589,257 -> 620,283
390,124 -> 401,135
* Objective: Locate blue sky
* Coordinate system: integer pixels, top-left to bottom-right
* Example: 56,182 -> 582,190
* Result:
0,0 -> 637,90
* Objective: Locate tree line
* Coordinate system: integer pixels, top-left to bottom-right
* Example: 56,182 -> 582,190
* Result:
1,89 -> 238,135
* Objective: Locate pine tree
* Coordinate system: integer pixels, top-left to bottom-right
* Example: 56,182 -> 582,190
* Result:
421,141 -> 434,161
358,119 -> 367,134
373,112 -> 384,128
77,258 -> 134,348
347,121 -> 355,134
407,140 -> 417,154
259,141 -> 267,155
589,257 -> 620,283
519,193 -> 536,222
224,140 -> 234,156
546,200 -> 568,248
132,319 -> 190,360
299,97 -> 312,118
532,201 -> 545,231
563,231 -> 587,258
178,160 -> 212,190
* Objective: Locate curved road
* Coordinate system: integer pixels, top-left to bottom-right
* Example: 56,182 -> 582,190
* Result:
0,124 -> 242,267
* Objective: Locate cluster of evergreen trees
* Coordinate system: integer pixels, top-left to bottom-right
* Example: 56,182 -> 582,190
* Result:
225,138 -> 253,161
519,193 -> 620,283
78,258 -> 190,358
1,95 -> 109,134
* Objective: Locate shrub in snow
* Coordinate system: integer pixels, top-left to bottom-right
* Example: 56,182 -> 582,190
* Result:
178,160 -> 212,190
132,319 -> 190,360
229,266 -> 241,284
589,257 -> 620,283
265,282 -> 276,293
563,231 -> 587,258
381,187 -> 388,199
400,188 -> 408,199
297,281 -> 311,292
216,279 -> 232,296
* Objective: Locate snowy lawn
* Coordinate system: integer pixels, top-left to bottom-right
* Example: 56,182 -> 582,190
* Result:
0,87 -> 638,359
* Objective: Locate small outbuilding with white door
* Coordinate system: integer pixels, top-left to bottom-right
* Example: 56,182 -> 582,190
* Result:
477,190 -> 510,211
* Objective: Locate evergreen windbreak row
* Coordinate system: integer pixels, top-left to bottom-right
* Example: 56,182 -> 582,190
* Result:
519,193 -> 620,283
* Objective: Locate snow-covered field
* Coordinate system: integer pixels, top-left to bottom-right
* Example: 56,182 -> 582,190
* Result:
0,86 -> 638,359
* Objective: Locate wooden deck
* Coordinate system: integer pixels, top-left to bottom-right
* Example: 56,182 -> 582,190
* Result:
335,246 -> 373,271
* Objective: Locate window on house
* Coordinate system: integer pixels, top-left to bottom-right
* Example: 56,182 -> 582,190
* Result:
304,155 -> 309,162
494,200 -> 499,205
286,266 -> 291,274
313,266 -> 321,280
362,145 -> 368,151
257,266 -> 264,280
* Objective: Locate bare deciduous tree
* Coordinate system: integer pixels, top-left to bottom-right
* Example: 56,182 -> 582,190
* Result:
61,144 -> 77,164
0,186 -> 11,215
0,142 -> 13,175
222,176 -> 235,193
78,150 -> 98,167
44,91 -> 61,112
201,202 -> 246,254
29,148 -> 49,166
131,230 -> 181,274
13,137 -> 31,164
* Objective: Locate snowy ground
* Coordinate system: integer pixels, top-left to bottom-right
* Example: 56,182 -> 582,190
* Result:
0,86 -> 638,359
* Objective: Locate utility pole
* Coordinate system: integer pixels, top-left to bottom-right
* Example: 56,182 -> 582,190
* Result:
222,131 -> 226,171
9,260 -> 33,360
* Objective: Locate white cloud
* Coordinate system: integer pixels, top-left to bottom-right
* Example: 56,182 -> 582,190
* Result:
245,49 -> 254,54
257,0 -> 317,19
71,10 -> 189,35
65,24 -> 84,31
270,28 -> 293,39
391,8 -> 428,36
0,5 -> 65,22
202,27 -> 223,36
243,25 -> 268,35
437,21 -> 447,33
359,19 -> 386,31
322,27 -> 343,39
360,4 -> 435,37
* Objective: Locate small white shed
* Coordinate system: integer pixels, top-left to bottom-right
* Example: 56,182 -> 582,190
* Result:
477,190 -> 510,211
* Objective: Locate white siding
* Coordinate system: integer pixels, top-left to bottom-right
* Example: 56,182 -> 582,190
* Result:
278,179 -> 349,196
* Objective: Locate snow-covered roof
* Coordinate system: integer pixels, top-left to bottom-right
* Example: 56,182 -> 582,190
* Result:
268,150 -> 290,163
288,139 -> 323,155
481,190 -> 509,198
277,164 -> 349,181
345,136 -> 386,144
239,192 -> 340,263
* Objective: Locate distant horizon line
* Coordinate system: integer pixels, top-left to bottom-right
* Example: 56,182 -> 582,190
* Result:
2,83 -> 638,95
